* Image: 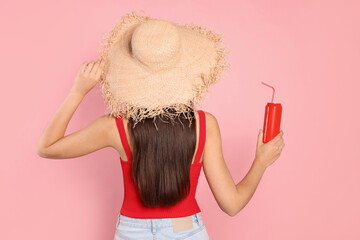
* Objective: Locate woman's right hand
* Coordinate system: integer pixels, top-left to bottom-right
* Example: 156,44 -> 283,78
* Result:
254,129 -> 285,169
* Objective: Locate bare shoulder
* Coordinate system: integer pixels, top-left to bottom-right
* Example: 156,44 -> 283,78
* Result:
203,111 -> 220,136
202,111 -> 222,160
97,114 -> 119,147
98,113 -> 117,131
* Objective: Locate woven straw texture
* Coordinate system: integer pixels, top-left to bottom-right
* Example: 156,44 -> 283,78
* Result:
97,10 -> 231,127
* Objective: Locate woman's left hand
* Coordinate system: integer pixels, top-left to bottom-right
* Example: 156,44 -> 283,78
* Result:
70,59 -> 105,96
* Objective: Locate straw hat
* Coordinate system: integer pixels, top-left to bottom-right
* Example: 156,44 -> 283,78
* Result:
97,11 -> 231,127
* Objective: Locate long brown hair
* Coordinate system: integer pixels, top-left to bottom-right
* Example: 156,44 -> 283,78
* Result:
126,108 -> 196,207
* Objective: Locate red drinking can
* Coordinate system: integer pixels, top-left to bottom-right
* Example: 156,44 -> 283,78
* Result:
263,102 -> 282,143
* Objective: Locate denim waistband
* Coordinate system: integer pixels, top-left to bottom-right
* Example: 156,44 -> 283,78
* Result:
117,212 -> 204,229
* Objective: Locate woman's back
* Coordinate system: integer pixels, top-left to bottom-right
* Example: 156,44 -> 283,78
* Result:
112,110 -> 206,218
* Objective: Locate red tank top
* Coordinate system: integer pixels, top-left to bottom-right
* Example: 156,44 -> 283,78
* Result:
115,110 -> 206,218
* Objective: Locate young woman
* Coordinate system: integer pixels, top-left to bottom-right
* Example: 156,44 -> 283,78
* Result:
37,12 -> 285,240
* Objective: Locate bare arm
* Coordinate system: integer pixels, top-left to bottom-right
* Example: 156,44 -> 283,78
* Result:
202,111 -> 238,216
36,91 -> 84,156
36,60 -> 110,158
202,112 -> 266,216
233,159 -> 266,215
203,112 -> 285,216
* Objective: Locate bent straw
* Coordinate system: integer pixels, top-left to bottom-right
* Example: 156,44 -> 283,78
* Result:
261,82 -> 275,103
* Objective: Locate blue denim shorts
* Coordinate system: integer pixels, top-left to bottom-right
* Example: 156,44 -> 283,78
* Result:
114,212 -> 210,240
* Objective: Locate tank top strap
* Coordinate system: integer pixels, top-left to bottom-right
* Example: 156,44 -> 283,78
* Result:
194,110 -> 206,164
115,116 -> 133,163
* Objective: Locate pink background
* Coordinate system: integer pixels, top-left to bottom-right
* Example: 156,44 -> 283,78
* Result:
1,0 -> 359,239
